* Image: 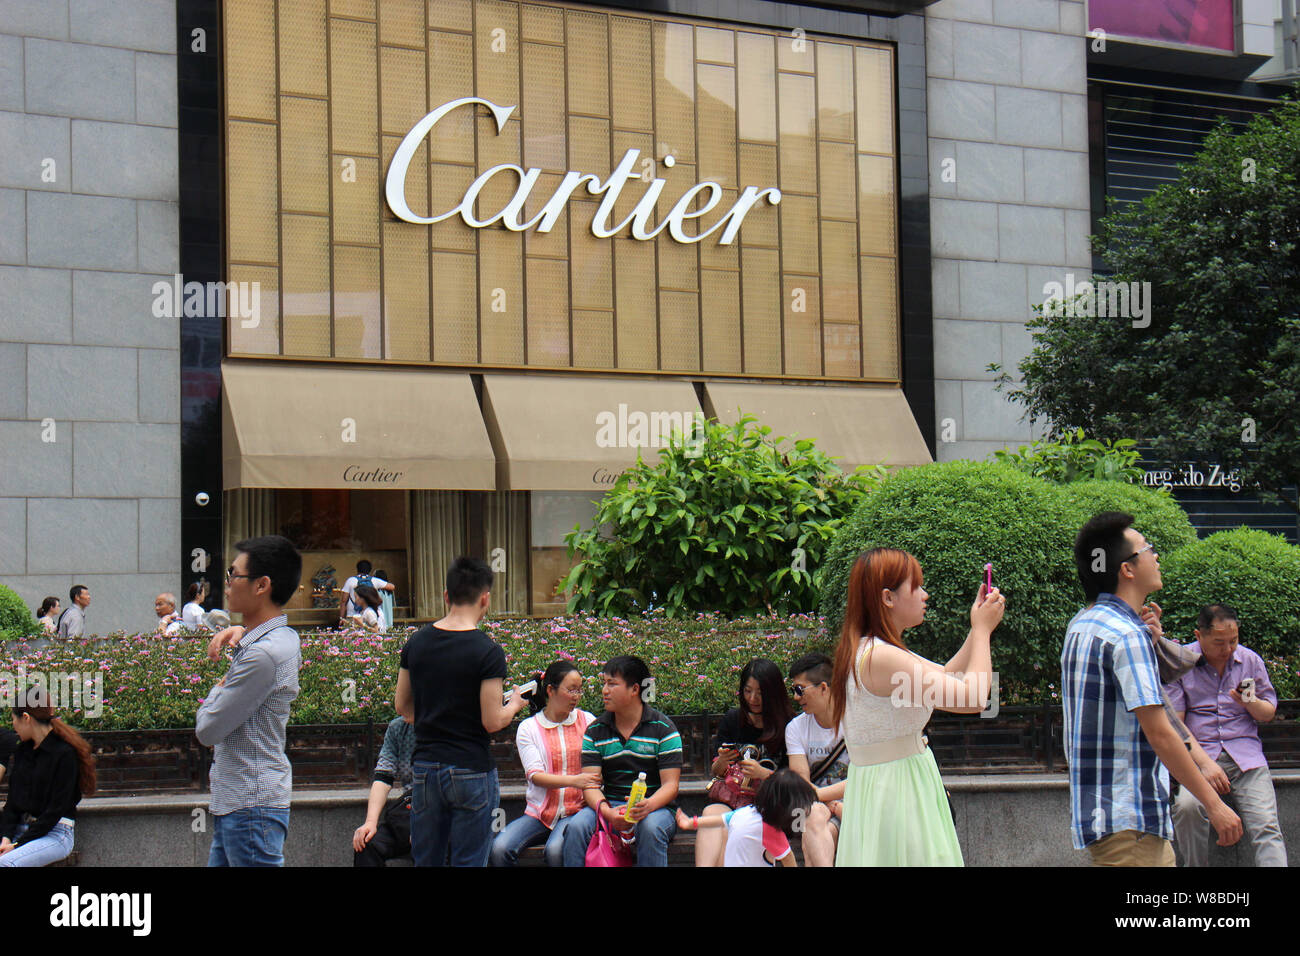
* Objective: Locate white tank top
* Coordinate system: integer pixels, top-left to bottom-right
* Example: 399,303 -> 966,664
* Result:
843,636 -> 933,748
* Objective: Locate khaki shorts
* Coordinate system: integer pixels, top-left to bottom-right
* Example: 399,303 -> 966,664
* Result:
1088,829 -> 1175,867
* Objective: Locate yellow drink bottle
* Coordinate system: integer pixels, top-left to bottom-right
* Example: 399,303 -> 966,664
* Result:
624,772 -> 648,822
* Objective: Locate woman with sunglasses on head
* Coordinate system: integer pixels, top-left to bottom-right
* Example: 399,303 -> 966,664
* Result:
831,548 -> 1005,866
694,657 -> 793,867
490,660 -> 599,867
0,686 -> 97,868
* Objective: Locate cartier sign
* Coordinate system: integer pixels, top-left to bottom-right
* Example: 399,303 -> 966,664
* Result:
385,96 -> 782,245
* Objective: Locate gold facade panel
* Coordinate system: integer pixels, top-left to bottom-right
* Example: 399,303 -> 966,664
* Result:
572,310 -> 614,368
279,0 -> 328,98
281,98 -> 330,216
382,221 -> 430,360
818,141 -> 855,221
783,275 -> 821,377
567,115 -> 609,181
428,0 -> 472,31
566,10 -> 609,117
479,229 -> 524,365
333,154 -> 381,245
381,47 -> 427,136
427,33 -> 475,162
379,0 -> 425,46
226,3 -> 898,382
779,194 -> 818,275
824,321 -> 861,378
522,42 -> 566,170
475,0 -> 520,106
696,64 -> 736,189
282,215 -> 332,357
431,250 -> 478,362
476,116 -> 523,220
331,0 -> 375,19
226,0 -> 277,120
330,18 -> 379,156
778,72 -> 816,193
821,219 -> 859,328
701,268 -> 741,373
570,201 -> 612,311
523,171 -> 568,257
613,237 -> 657,369
741,247 -> 780,374
522,3 -> 563,42
695,26 -> 733,64
857,153 -> 896,257
227,120 -> 280,264
736,32 -> 776,144
333,245 -> 383,359
856,47 -> 894,156
525,256 -> 569,366
611,17 -> 653,131
860,254 -> 899,381
429,163 -> 477,252
228,264 -> 281,356
383,134 -> 428,222
659,290 -> 699,372
816,43 -> 854,142
653,21 -> 695,164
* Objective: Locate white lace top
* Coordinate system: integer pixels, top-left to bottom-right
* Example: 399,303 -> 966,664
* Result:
843,636 -> 933,748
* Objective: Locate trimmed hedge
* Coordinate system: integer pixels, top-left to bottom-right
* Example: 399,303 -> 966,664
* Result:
0,584 -> 38,643
816,461 -> 1200,698
1158,527 -> 1300,661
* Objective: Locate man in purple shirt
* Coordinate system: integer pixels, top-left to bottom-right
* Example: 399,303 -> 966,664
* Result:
1164,604 -> 1287,867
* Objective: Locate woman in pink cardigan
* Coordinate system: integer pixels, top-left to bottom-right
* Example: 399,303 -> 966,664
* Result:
490,660 -> 599,866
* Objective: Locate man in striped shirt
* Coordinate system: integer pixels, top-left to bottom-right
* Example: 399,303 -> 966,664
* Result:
562,656 -> 683,866
1062,511 -> 1241,865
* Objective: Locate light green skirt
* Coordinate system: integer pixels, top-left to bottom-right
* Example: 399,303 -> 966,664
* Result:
834,747 -> 963,867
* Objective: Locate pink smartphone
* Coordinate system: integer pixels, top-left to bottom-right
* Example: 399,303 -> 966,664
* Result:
984,562 -> 993,594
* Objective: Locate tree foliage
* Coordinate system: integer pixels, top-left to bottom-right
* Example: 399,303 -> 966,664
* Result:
993,428 -> 1143,484
996,97 -> 1300,510
559,415 -> 885,617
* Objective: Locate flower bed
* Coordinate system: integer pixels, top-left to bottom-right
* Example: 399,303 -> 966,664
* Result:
4,611 -> 1297,731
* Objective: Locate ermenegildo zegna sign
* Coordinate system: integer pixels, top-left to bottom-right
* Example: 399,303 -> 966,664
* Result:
386,96 -> 781,244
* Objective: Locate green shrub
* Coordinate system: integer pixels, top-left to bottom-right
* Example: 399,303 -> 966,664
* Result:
992,428 -> 1143,484
816,461 -> 1079,692
1058,480 -> 1198,559
1157,527 -> 1300,661
0,584 -> 39,641
816,461 -> 1204,698
560,414 -> 885,617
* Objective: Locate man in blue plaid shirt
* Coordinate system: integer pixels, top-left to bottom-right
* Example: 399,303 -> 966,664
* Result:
1062,512 -> 1242,865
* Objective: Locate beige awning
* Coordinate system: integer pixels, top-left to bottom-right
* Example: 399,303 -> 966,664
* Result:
703,382 -> 932,471
482,374 -> 703,490
222,362 -> 496,489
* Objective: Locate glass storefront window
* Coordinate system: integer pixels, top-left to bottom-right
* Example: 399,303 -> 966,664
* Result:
530,491 -> 601,614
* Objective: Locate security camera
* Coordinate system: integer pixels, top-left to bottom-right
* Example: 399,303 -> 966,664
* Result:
195,491 -> 211,507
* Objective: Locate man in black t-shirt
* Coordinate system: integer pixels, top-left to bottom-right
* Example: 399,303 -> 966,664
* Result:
395,557 -> 528,866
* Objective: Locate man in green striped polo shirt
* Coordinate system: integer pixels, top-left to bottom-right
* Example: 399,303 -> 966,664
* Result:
561,656 -> 683,866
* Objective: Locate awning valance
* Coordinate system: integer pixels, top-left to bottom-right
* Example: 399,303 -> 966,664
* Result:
221,362 -> 496,490
702,382 -> 932,471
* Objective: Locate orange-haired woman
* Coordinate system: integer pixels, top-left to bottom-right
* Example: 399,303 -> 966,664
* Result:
830,548 -> 1005,866
0,687 -> 97,867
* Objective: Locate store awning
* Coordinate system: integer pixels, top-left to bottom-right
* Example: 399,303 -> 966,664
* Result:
481,374 -> 702,490
702,382 -> 932,472
221,362 -> 496,490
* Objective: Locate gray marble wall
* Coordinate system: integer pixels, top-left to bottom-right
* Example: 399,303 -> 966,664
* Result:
0,0 -> 181,635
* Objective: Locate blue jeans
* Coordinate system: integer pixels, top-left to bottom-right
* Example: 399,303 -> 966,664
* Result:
560,806 -> 677,867
410,761 -> 499,867
207,807 -> 290,867
0,821 -> 75,867
490,812 -> 576,867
